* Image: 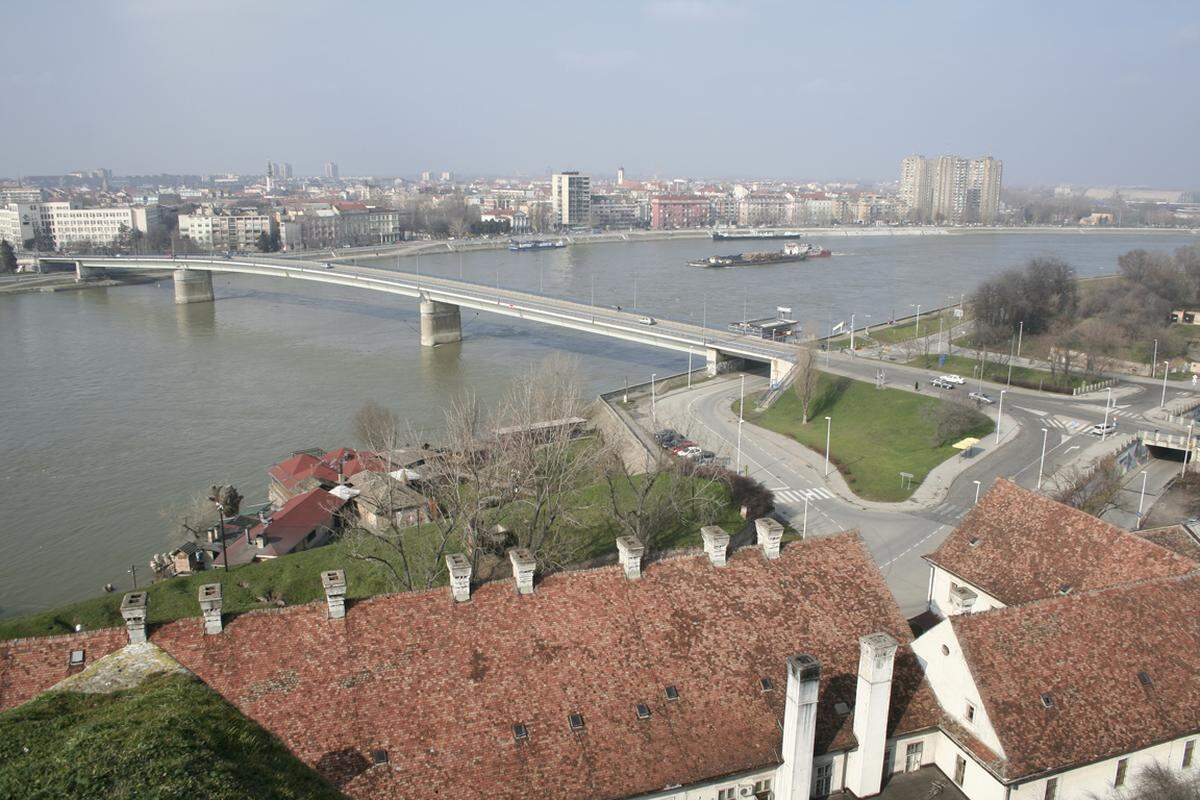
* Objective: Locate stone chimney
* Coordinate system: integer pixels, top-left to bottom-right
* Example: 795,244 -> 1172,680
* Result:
776,653 -> 821,800
445,553 -> 472,602
700,526 -> 729,567
120,591 -> 148,644
508,548 -> 537,595
616,536 -> 645,580
844,633 -> 899,798
198,583 -> 223,635
755,517 -> 784,559
321,569 -> 347,619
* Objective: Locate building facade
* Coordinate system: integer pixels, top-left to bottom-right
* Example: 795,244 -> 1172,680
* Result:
178,207 -> 275,251
551,171 -> 591,228
650,195 -> 712,229
900,155 -> 1003,224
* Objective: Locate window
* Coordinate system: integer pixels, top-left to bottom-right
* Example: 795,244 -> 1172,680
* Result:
1044,777 -> 1058,800
965,701 -> 976,723
905,741 -> 924,772
941,644 -> 950,656
954,755 -> 966,786
568,713 -> 584,732
1115,758 -> 1128,787
665,685 -> 679,701
753,778 -> 772,798
1185,740 -> 1195,768
814,763 -> 833,796
717,789 -> 736,800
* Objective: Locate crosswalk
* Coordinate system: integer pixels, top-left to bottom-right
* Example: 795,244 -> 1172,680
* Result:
925,501 -> 973,524
774,487 -> 836,504
1041,415 -> 1088,433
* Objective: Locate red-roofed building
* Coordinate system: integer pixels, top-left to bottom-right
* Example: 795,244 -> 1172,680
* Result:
221,488 -> 347,567
268,452 -> 340,505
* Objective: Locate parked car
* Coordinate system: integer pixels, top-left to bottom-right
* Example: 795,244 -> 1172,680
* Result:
696,450 -> 717,464
930,377 -> 955,389
1089,421 -> 1118,436
941,374 -> 966,385
968,391 -> 994,404
638,316 -> 656,326
654,429 -> 680,445
677,446 -> 702,459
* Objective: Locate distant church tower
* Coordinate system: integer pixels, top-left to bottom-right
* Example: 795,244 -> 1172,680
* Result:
617,166 -> 625,186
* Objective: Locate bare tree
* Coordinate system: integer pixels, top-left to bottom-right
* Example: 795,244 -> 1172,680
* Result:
921,395 -> 988,447
161,490 -> 221,543
791,346 -> 822,423
1050,455 -> 1127,516
1091,762 -> 1200,800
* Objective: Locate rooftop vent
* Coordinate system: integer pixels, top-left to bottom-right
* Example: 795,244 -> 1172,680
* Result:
1058,583 -> 1073,596
445,553 -> 472,602
370,749 -> 388,765
1041,693 -> 1055,709
1138,671 -> 1153,687
968,537 -> 981,547
635,703 -> 651,720
508,548 -> 537,595
700,526 -> 730,567
616,535 -> 645,580
834,701 -> 851,716
568,713 -> 585,732
68,649 -> 85,667
512,723 -> 529,741
759,677 -> 774,693
665,685 -> 679,701
755,517 -> 784,559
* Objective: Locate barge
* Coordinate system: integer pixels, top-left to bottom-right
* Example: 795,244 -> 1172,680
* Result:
688,241 -> 815,268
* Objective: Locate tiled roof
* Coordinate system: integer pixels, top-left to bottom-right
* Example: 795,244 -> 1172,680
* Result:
925,479 -> 1196,605
144,533 -> 938,799
951,572 -> 1200,780
0,628 -> 128,710
1137,524 -> 1200,562
268,453 -> 339,491
223,488 -> 346,565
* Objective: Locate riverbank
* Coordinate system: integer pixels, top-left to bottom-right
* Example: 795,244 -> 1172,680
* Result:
0,273 -> 163,296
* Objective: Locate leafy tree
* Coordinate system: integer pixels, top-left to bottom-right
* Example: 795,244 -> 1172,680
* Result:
0,240 -> 16,274
255,231 -> 271,252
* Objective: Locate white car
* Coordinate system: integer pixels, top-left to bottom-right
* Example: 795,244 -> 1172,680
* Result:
1089,421 -> 1118,436
638,316 -> 656,326
969,391 -> 994,404
942,374 -> 966,385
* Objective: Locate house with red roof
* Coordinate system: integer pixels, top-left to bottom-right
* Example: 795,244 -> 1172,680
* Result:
221,488 -> 347,567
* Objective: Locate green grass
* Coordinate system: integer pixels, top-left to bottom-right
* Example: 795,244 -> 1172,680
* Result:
830,309 -> 965,349
0,673 -> 345,799
745,373 -> 994,501
908,353 -> 1091,392
0,472 -> 744,642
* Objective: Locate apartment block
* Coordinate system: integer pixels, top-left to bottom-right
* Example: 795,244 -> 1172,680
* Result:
551,171 -> 591,228
178,207 -> 275,251
900,154 -> 1003,223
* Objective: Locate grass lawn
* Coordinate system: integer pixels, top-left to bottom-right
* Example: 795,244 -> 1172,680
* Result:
0,673 -> 344,799
830,308 -> 965,349
908,353 -> 1092,392
744,373 -> 994,502
0,471 -> 744,642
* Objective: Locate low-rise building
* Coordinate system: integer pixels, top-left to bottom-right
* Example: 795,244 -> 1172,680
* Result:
650,194 -> 712,229
178,207 -> 274,251
221,487 -> 347,567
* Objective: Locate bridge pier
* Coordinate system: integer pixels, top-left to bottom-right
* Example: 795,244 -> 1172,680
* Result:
706,349 -> 744,377
173,268 -> 214,304
419,298 -> 462,346
75,261 -> 100,282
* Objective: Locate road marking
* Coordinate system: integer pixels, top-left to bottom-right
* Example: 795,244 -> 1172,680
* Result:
881,524 -> 947,569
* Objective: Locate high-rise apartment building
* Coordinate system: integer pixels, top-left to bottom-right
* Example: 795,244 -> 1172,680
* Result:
324,161 -> 339,180
550,171 -> 591,228
899,154 -> 1003,223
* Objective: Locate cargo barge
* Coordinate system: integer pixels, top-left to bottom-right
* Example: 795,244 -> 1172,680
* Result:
688,241 -> 810,268
508,239 -> 566,251
711,229 -> 805,240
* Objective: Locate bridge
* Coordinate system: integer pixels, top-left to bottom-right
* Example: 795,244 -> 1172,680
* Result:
41,255 -> 797,381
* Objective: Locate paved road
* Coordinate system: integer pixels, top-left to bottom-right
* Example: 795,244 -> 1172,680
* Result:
647,351 -> 1198,615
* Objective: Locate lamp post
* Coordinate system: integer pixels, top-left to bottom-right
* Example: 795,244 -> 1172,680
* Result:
1183,422 -> 1194,479
995,390 -> 1007,443
214,499 -> 229,570
687,350 -> 693,387
824,416 -> 832,477
1016,320 -> 1024,358
1102,387 -> 1113,441
736,375 -> 746,474
850,313 -> 856,350
912,304 -> 922,339
802,494 -> 809,539
590,274 -> 595,307
973,480 -> 982,504
651,373 -> 657,429
1151,338 -> 1158,378
1038,427 -> 1049,489
1137,470 -> 1149,519
1161,360 -> 1170,408
1007,332 -> 1016,387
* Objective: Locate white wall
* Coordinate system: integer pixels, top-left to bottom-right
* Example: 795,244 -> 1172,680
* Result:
929,731 -> 1009,800
629,765 -> 777,800
911,619 -> 1006,758
929,565 -> 1006,617
1012,735 -> 1200,800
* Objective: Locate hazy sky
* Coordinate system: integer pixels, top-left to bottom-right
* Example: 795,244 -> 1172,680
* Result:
2,1 -> 1197,186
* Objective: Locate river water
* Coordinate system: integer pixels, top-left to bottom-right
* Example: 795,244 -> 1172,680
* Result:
1,230 -> 1195,616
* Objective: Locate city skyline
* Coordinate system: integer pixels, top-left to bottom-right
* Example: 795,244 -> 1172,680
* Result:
0,2 -> 1197,186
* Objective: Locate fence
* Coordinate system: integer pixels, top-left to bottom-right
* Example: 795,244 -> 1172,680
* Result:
1072,378 -> 1117,396
1155,397 -> 1200,426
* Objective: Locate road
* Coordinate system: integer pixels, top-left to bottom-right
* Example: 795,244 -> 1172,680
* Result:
645,350 -> 1198,615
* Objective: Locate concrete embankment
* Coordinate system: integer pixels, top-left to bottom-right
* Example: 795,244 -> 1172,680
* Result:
0,273 -> 165,296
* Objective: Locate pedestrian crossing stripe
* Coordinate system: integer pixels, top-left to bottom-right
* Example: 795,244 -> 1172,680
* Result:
1044,416 -> 1087,432
931,503 -> 971,520
774,487 -> 835,503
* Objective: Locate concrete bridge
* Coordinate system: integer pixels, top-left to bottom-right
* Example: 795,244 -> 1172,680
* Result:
41,255 -> 797,380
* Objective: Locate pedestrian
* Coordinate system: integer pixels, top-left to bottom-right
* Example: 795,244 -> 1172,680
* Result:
1192,373 -> 1197,388
915,380 -> 919,391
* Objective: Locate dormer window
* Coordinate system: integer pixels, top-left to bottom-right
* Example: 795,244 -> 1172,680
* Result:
1041,693 -> 1055,709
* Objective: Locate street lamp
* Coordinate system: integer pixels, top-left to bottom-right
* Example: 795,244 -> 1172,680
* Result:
1151,338 -> 1158,378
802,494 -> 809,539
824,416 -> 832,477
1183,422 -> 1195,479
995,389 -> 1007,443
1137,470 -> 1149,519
973,480 -> 982,504
850,313 -> 856,350
651,373 -> 658,429
1038,427 -> 1049,489
736,375 -> 746,474
1102,387 -> 1113,441
911,304 -> 922,339
1016,320 -> 1024,358
1161,360 -> 1170,408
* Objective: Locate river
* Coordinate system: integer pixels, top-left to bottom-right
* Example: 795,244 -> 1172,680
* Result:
1,230 -> 1195,616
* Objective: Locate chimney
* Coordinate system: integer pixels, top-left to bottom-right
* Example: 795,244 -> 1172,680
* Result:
616,536 -> 645,580
844,633 -> 899,798
321,569 -> 347,619
198,583 -> 223,635
120,591 -> 148,644
755,517 -> 784,559
508,548 -> 536,595
700,526 -> 729,567
776,654 -> 821,800
445,553 -> 472,602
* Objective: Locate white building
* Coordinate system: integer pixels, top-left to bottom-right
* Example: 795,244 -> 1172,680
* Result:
178,207 -> 274,251
900,155 -> 1003,224
551,171 -> 591,228
17,201 -> 162,249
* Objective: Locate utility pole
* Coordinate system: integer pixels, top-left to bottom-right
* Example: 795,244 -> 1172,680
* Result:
1161,360 -> 1170,408
995,390 -> 1006,443
1137,471 -> 1149,520
1151,338 -> 1158,378
736,375 -> 746,474
824,416 -> 832,477
1038,428 -> 1049,489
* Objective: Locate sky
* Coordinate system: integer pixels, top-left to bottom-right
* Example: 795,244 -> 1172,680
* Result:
1,1 -> 1197,187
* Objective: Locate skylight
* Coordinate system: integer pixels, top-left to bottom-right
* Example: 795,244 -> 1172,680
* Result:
568,713 -> 585,732
759,677 -> 774,692
512,723 -> 529,741
635,703 -> 651,720
1137,671 -> 1153,687
1041,693 -> 1055,709
665,685 -> 679,701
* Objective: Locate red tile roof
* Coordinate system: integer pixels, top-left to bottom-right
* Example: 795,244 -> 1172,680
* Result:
925,479 -> 1196,605
323,448 -> 386,478
223,488 -> 347,565
268,453 -> 339,491
951,573 -> 1200,781
145,533 -> 937,799
1137,524 -> 1200,562
0,628 -> 127,710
